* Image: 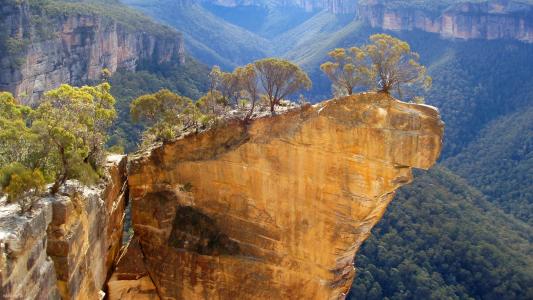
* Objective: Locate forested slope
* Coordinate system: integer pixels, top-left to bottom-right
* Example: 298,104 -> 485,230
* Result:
122,0 -> 271,69
351,167 -> 533,300
445,107 -> 533,224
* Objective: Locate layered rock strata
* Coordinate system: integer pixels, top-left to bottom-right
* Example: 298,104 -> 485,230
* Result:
356,1 -> 533,43
0,1 -> 185,105
0,198 -> 59,299
0,155 -> 128,299
111,93 -> 443,299
46,155 -> 128,299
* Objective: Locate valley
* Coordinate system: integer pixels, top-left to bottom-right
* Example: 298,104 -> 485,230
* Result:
120,1 -> 533,299
0,0 -> 532,299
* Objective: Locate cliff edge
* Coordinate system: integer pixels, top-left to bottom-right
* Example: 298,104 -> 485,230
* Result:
110,93 -> 443,300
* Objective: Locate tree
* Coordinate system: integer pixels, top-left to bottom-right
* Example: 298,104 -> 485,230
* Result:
0,163 -> 45,214
31,83 -> 116,193
0,92 -> 37,168
364,34 -> 431,98
208,66 -> 240,107
234,63 -> 259,120
254,58 -> 311,114
320,47 -> 374,96
130,89 -> 199,144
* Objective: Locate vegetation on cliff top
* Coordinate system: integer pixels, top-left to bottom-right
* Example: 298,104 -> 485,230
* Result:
0,83 -> 116,213
27,0 -> 178,38
321,34 -> 431,101
129,57 -> 311,145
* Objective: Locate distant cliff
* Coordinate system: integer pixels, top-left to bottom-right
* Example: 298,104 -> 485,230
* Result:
356,0 -> 533,43
108,93 -> 443,299
200,0 -> 533,42
0,0 -> 186,105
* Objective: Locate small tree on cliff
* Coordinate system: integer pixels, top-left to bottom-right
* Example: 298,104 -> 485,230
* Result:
364,34 -> 431,98
131,89 -> 200,145
320,47 -> 374,96
321,34 -> 431,101
0,83 -> 115,208
0,92 -> 45,213
32,83 -> 117,193
0,163 -> 45,214
254,58 -> 311,114
234,63 -> 260,120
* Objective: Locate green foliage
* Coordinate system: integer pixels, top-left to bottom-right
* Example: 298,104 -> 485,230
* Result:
321,34 -> 431,101
254,58 -> 312,113
32,83 -> 116,192
351,167 -> 533,300
0,92 -> 38,169
204,64 -> 261,120
123,0 -> 271,69
0,83 -> 116,206
445,107 -> 533,224
365,34 -> 431,98
0,163 -> 45,214
130,89 -> 199,145
108,59 -> 209,152
320,47 -> 373,96
28,0 -> 177,39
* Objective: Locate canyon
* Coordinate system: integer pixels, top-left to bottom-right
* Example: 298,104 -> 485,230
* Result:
0,93 -> 443,299
0,1 -> 185,105
201,0 -> 533,41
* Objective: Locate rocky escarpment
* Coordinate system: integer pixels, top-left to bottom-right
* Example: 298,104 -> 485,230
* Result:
109,93 -> 443,299
0,0 -> 185,105
200,0 -> 356,13
200,0 -> 533,41
356,0 -> 533,43
0,155 -> 128,299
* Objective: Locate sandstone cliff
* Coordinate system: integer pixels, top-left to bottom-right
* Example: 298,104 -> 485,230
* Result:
198,0 -> 533,42
0,0 -> 185,105
109,93 -> 443,299
0,155 -> 128,299
356,0 -> 533,43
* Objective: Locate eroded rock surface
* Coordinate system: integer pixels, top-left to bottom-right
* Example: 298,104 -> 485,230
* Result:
0,1 -> 185,105
0,155 -> 128,300
113,93 -> 443,300
357,0 -> 533,43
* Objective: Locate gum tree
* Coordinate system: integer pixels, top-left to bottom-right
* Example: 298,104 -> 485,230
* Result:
254,58 -> 311,114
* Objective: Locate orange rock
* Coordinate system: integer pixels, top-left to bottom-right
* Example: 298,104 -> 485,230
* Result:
120,93 -> 443,300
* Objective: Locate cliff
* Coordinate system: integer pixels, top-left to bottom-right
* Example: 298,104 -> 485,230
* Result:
0,155 -> 128,299
109,93 -> 443,299
356,0 -> 533,43
196,0 -> 533,42
0,0 -> 186,105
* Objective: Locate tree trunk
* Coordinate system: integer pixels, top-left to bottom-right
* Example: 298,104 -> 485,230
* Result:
51,146 -> 68,194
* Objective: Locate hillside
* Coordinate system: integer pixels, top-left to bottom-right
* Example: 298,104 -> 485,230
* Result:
122,0 -> 272,69
445,107 -> 533,224
351,166 -> 533,299
1,0 -> 532,298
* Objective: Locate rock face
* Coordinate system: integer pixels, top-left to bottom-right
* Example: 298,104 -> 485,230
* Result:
356,0 -> 533,43
0,197 -> 59,299
202,0 -> 533,41
112,93 -> 443,299
46,155 -> 128,299
0,1 -> 185,105
0,155 -> 128,300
